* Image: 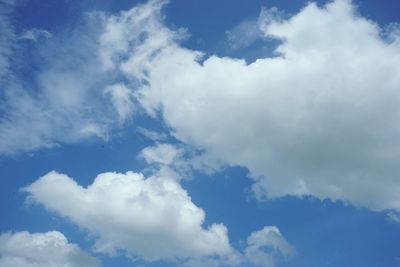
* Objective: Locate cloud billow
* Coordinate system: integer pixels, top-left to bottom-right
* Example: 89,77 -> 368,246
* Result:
0,231 -> 99,267
105,0 -> 400,211
1,0 -> 400,225
23,170 -> 292,266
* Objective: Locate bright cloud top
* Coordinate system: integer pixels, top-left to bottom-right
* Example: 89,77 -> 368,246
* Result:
100,0 -> 400,211
0,231 -> 99,267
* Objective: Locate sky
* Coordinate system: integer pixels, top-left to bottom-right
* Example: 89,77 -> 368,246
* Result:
0,0 -> 400,266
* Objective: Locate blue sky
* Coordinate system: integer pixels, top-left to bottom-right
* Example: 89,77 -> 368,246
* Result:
1,0 -> 400,267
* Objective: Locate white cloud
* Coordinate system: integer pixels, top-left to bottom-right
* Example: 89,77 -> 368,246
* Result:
139,142 -> 226,179
0,6 -> 140,155
23,170 -> 239,265
109,0 -> 400,211
140,143 -> 183,165
23,169 -> 294,267
3,0 -> 398,239
139,143 -> 198,182
98,0 -> 184,77
18,28 -> 52,42
136,126 -> 167,141
0,231 -> 99,267
104,83 -> 135,122
226,19 -> 262,50
0,82 -> 109,154
244,226 -> 294,267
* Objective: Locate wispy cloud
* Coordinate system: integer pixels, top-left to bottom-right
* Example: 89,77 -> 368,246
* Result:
226,18 -> 263,50
18,28 -> 52,42
0,6 -> 140,155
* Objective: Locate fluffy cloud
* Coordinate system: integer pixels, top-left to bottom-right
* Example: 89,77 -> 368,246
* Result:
101,0 -> 400,211
23,170 -> 239,264
4,0 -> 399,216
23,170 -> 294,266
0,231 -> 99,267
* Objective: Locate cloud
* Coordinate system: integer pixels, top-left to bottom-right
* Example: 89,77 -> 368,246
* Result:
23,169 -> 293,266
98,0 -> 185,78
0,12 -> 108,155
140,143 -> 183,165
23,170 -> 239,265
3,0 -> 398,227
226,19 -> 263,50
0,0 -> 15,81
0,3 -> 148,155
108,0 -> 400,212
387,211 -> 400,224
244,226 -> 294,267
18,28 -> 52,42
136,126 -> 168,141
139,142 -> 227,179
0,231 -> 99,267
104,83 -> 135,122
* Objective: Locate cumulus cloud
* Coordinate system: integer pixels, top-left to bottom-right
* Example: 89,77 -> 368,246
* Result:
23,170 -> 294,266
101,0 -> 400,211
23,170 -> 239,265
3,0 -> 399,214
0,231 -> 99,267
188,226 -> 295,267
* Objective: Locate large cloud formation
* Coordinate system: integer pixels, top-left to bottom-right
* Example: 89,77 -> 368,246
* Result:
96,0 -> 400,211
23,170 -> 293,266
0,1 -> 137,155
2,0 -> 400,212
0,231 -> 99,267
